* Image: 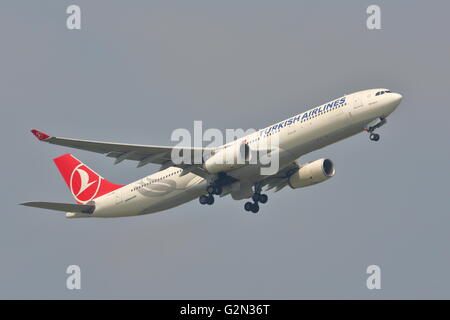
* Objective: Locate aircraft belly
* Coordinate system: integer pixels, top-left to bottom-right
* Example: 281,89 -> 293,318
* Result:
291,120 -> 366,157
139,176 -> 207,214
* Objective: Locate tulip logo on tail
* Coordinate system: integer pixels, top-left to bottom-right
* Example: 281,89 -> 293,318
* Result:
53,153 -> 124,204
70,164 -> 101,203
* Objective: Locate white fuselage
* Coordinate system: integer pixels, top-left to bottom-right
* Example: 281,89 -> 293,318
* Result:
70,88 -> 402,218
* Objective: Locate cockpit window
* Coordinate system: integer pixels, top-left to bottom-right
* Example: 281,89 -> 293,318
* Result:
376,90 -> 391,96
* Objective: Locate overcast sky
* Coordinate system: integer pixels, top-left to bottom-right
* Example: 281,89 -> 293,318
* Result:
1,0 -> 450,299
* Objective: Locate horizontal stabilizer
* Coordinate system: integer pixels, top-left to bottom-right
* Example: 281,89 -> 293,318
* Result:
20,201 -> 95,214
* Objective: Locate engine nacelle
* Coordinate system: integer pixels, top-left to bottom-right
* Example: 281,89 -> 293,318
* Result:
204,143 -> 251,174
288,158 -> 335,189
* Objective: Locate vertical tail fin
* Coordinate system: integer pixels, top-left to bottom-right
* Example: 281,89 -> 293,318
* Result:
53,154 -> 123,204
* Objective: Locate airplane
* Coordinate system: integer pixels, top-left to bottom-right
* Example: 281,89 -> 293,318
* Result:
21,88 -> 402,218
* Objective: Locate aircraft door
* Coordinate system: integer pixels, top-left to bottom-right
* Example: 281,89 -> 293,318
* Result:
353,94 -> 363,109
114,191 -> 123,205
349,94 -> 364,120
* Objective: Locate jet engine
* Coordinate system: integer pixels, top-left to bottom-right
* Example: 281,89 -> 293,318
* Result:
204,143 -> 251,174
288,158 -> 335,189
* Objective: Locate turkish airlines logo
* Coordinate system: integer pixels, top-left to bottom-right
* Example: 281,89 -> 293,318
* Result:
35,132 -> 45,139
70,164 -> 102,203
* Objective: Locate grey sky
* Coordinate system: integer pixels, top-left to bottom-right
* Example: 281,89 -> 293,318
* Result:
1,0 -> 449,299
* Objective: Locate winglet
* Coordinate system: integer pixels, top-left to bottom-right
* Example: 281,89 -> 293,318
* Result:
31,129 -> 51,141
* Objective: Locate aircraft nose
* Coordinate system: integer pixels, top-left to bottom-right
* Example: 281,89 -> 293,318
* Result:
392,93 -> 403,104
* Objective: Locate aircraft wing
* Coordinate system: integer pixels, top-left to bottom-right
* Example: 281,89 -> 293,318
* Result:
260,161 -> 299,193
30,129 -> 213,171
21,201 -> 95,214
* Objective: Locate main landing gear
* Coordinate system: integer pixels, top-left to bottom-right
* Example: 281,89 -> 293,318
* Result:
244,185 -> 268,214
199,182 -> 269,214
199,194 -> 214,205
199,184 -> 223,206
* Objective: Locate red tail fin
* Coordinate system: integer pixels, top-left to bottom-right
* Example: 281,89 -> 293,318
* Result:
53,154 -> 123,204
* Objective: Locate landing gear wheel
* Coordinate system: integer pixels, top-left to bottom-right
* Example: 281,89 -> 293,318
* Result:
370,133 -> 380,141
258,194 -> 268,204
206,195 -> 215,205
252,193 -> 268,204
199,195 -> 208,205
250,203 -> 259,213
206,185 -> 215,194
244,202 -> 260,213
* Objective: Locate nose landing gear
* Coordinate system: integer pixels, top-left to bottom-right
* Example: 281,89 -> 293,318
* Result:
365,117 -> 386,142
369,133 -> 380,141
